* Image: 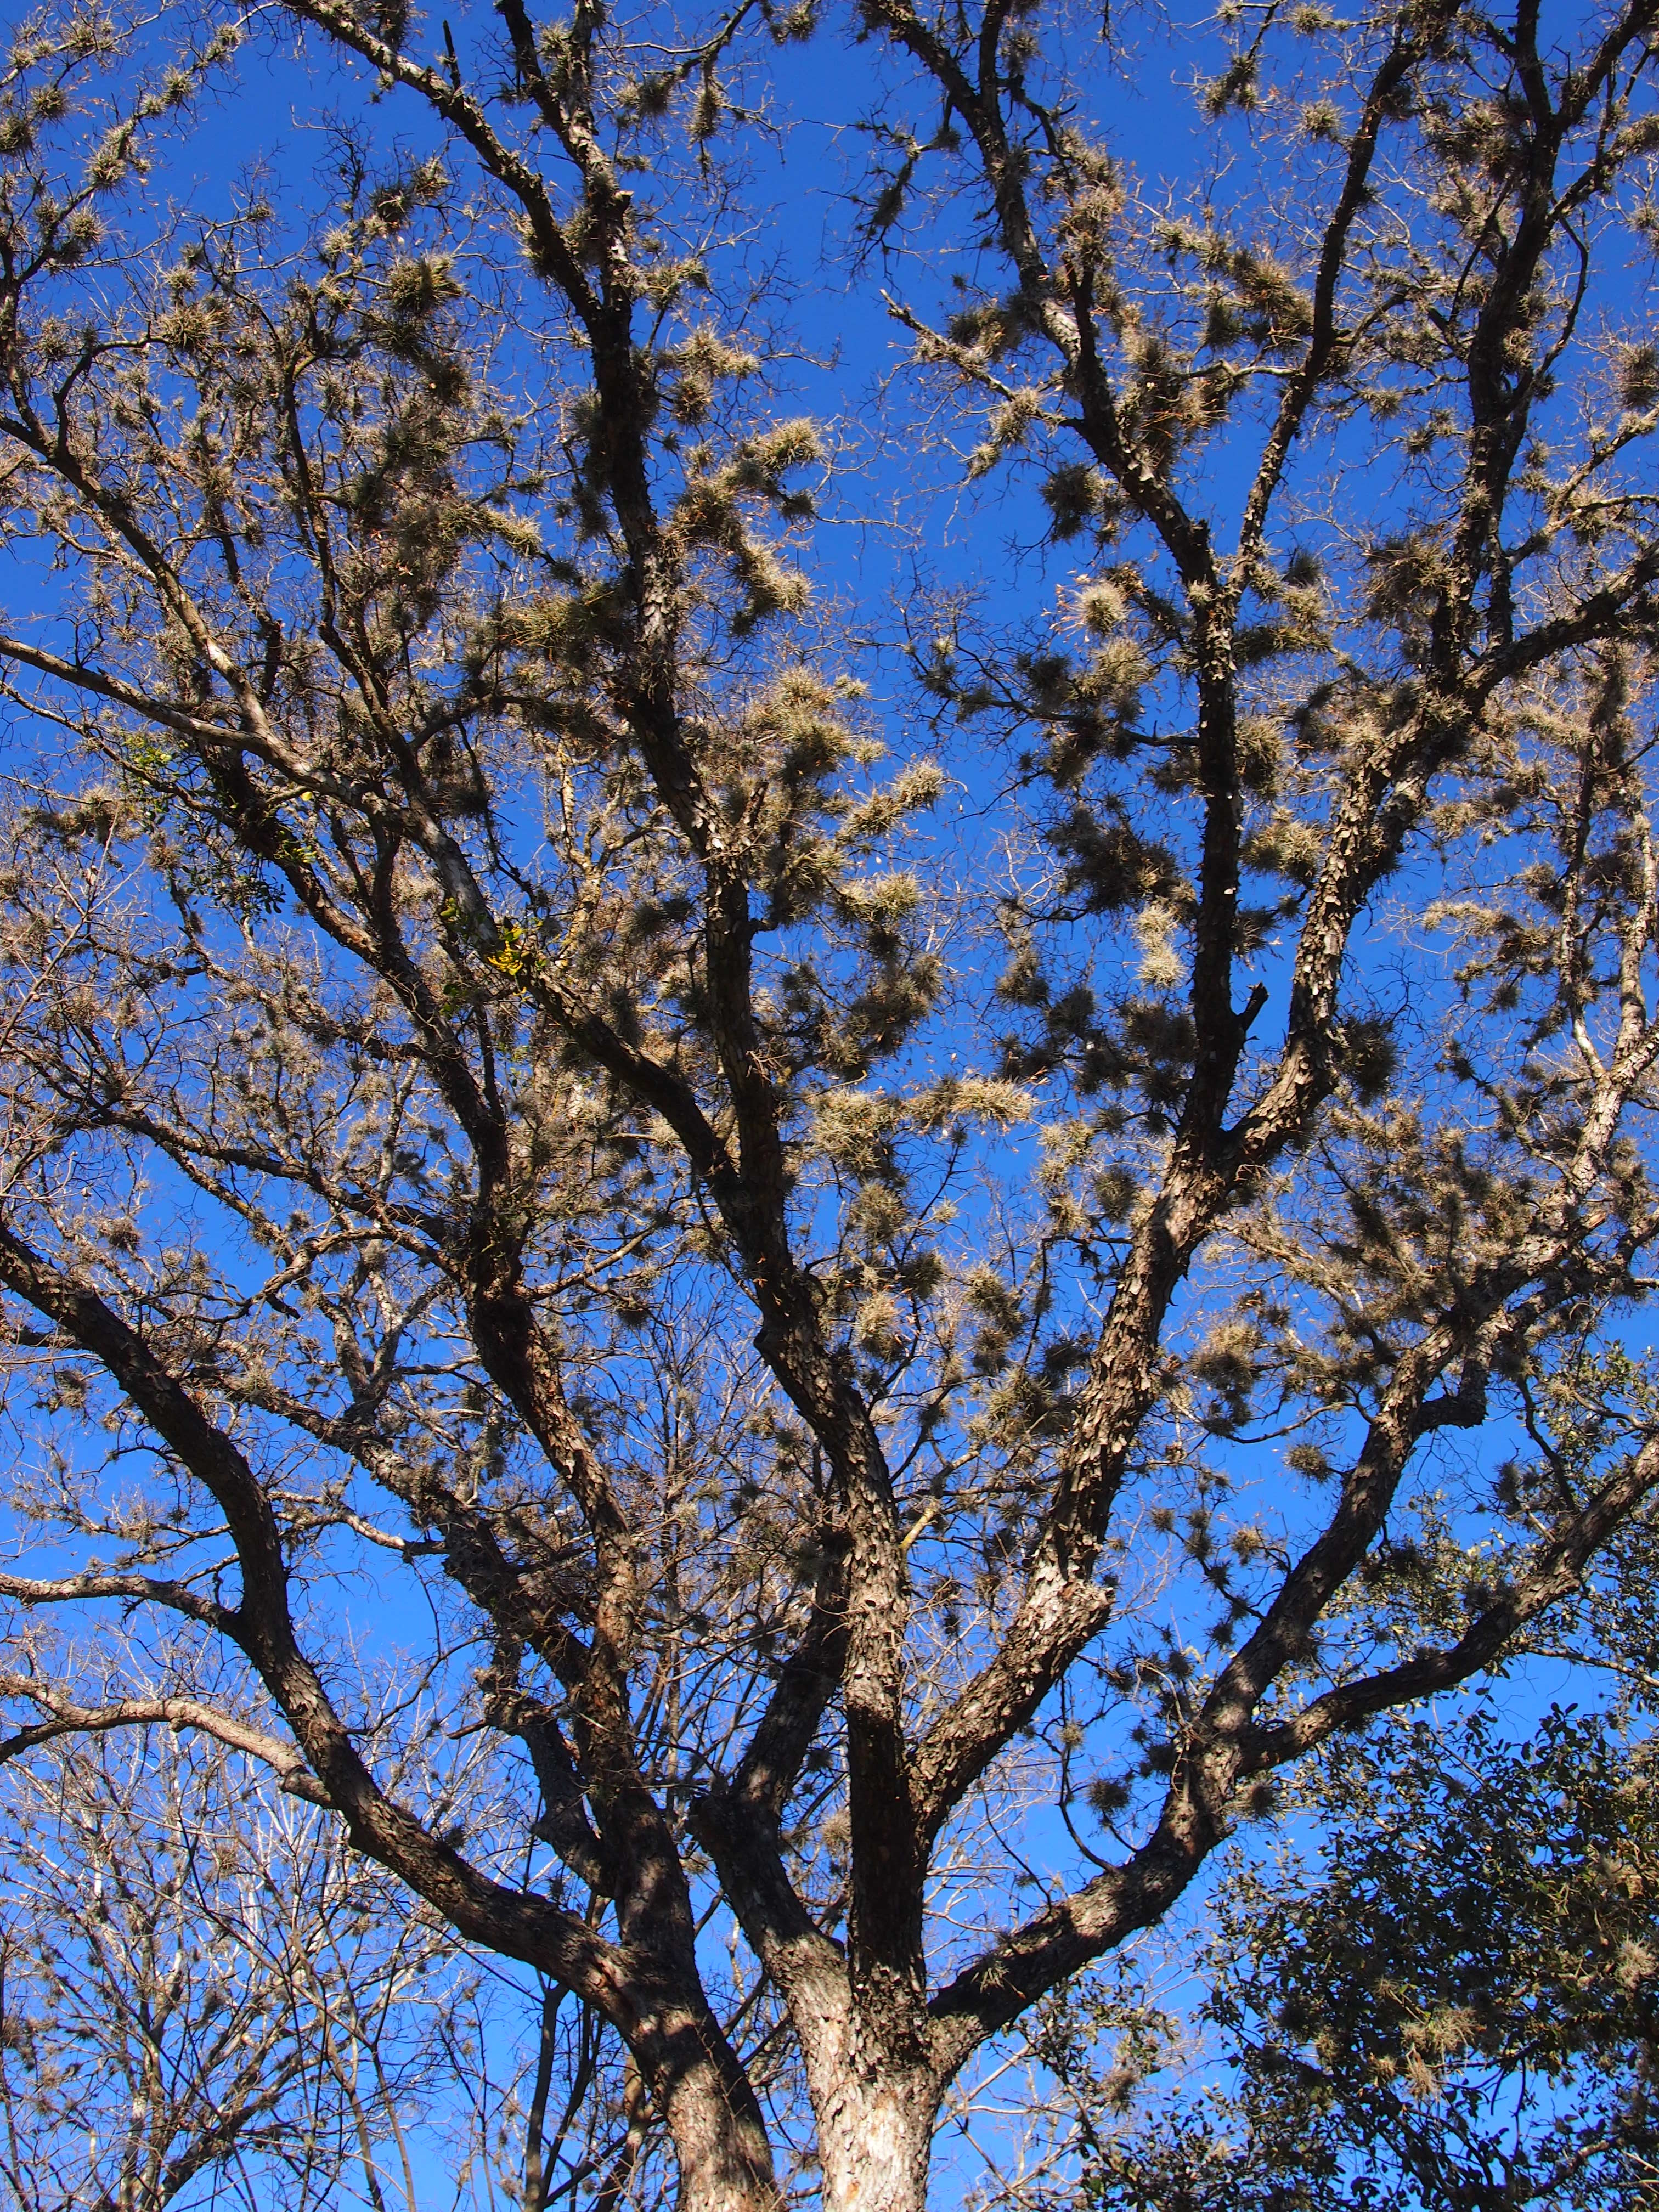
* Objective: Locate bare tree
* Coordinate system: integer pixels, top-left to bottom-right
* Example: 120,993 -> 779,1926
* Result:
0,1643 -> 486,2211
1,1 -> 1658,2205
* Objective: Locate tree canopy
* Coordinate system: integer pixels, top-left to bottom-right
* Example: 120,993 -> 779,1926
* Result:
0,1655 -> 482,2212
1036,1697 -> 1659,2212
2,0 -> 1659,2204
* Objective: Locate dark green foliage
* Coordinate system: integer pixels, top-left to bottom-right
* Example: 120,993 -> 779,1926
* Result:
1069,1703 -> 1659,2212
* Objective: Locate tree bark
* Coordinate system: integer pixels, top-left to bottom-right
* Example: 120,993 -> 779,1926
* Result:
645,2017 -> 782,2212
814,2060 -> 938,2212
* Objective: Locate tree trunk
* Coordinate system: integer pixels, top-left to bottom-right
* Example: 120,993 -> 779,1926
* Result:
814,2065 -> 938,2212
667,2113 -> 778,2212
653,2031 -> 782,2212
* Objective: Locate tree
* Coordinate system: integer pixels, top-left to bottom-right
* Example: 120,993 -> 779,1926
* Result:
1029,1700 -> 1659,2212
0,1642 -> 487,2211
1008,1355 -> 1659,2212
2,0 -> 1659,2204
